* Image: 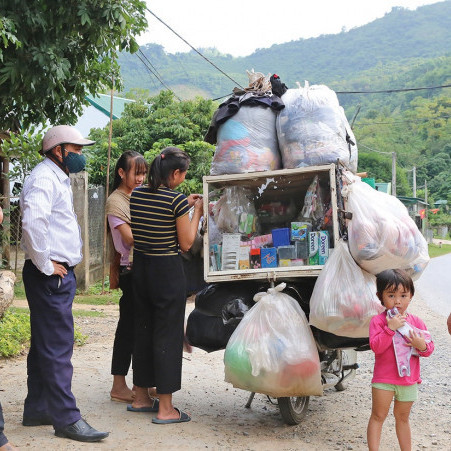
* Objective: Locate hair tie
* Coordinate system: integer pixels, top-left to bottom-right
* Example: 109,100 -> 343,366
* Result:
161,153 -> 165,159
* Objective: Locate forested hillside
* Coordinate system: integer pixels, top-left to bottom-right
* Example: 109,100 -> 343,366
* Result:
114,1 -> 450,207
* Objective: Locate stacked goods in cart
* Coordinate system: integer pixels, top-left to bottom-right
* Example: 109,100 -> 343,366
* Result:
206,172 -> 334,274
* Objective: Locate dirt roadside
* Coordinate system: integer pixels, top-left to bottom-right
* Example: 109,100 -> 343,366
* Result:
1,294 -> 450,451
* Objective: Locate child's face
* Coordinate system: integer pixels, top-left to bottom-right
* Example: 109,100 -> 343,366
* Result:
378,284 -> 412,314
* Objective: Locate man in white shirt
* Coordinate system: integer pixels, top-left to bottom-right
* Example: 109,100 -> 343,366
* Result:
20,125 -> 109,443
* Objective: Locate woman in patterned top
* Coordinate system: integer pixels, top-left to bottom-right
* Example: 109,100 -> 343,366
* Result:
129,146 -> 203,424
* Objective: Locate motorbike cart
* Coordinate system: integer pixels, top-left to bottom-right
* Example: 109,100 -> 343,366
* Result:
188,163 -> 370,425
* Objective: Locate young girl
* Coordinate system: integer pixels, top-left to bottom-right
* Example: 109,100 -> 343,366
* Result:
367,269 -> 434,451
105,151 -> 148,403
129,146 -> 203,424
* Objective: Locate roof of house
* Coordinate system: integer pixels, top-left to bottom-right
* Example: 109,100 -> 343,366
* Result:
434,199 -> 448,206
86,94 -> 135,120
374,182 -> 391,194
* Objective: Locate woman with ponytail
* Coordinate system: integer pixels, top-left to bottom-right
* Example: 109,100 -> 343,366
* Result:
105,151 -> 148,404
129,147 -> 203,424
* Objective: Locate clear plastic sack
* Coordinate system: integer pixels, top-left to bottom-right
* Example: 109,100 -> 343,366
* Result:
212,186 -> 256,234
309,240 -> 385,338
210,105 -> 282,175
224,283 -> 323,397
276,81 -> 357,171
343,173 -> 429,278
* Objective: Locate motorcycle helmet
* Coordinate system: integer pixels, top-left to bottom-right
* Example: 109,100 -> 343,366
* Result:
42,125 -> 95,153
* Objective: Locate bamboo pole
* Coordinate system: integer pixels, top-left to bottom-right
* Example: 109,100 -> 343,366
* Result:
101,78 -> 115,294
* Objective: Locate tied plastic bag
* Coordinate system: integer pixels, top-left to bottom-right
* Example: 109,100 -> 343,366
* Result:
276,81 -> 357,171
343,173 -> 429,278
210,105 -> 282,175
224,283 -> 323,397
309,240 -> 385,338
212,186 -> 256,234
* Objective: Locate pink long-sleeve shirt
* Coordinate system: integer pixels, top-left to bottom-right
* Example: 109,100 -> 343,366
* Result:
369,311 -> 434,386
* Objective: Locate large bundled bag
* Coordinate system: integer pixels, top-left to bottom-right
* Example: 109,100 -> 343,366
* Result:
276,81 -> 357,172
309,240 -> 385,338
343,173 -> 429,278
224,283 -> 323,397
210,105 -> 282,175
186,282 -> 259,352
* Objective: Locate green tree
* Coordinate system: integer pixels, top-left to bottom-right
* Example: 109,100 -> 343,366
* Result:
86,91 -> 216,191
0,0 -> 147,132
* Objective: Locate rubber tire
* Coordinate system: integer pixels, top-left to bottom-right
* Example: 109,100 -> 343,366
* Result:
278,396 -> 310,425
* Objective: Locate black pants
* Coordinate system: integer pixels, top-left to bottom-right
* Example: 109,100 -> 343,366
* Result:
22,260 -> 81,430
132,253 -> 186,394
111,269 -> 134,375
0,401 -> 7,447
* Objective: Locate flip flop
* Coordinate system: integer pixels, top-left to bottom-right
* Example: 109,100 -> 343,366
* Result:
127,399 -> 159,413
152,407 -> 191,424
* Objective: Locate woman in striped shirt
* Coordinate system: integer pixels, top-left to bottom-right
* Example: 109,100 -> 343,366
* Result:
130,147 -> 203,424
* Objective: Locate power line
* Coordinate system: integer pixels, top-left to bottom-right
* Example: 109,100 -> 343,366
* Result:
359,143 -> 392,155
145,7 -> 244,89
135,52 -> 182,101
336,84 -> 451,94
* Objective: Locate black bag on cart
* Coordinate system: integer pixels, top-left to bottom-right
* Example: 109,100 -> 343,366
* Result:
187,282 -> 260,352
186,309 -> 237,353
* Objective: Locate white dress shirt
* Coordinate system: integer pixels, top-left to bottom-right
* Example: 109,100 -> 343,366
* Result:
20,158 -> 83,275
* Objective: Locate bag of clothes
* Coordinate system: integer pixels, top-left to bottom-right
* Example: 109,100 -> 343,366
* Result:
276,81 -> 357,171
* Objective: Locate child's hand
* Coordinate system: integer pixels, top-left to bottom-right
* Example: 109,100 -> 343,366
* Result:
405,330 -> 427,352
387,313 -> 406,331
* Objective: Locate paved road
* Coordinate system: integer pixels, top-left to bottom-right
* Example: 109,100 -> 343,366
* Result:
415,252 -> 451,316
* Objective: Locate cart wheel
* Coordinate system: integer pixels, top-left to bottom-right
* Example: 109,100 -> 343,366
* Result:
278,396 -> 310,425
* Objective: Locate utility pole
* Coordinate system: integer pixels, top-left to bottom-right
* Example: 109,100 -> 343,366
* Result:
391,152 -> 397,196
412,166 -> 417,214
424,179 -> 428,239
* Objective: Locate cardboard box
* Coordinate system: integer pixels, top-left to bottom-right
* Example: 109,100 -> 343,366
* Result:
318,230 -> 329,265
308,231 -> 320,265
279,259 -> 292,267
261,247 -> 278,268
221,233 -> 241,270
291,222 -> 312,241
272,228 -> 290,247
250,248 -> 261,269
209,244 -> 221,271
239,246 -> 250,270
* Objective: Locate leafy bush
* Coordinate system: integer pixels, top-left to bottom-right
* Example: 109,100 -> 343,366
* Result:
0,308 -> 88,357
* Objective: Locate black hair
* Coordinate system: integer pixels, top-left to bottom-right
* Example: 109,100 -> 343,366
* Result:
376,269 -> 415,302
148,146 -> 190,192
112,150 -> 148,191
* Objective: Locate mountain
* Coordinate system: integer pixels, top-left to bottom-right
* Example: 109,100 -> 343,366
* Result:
118,1 -> 451,101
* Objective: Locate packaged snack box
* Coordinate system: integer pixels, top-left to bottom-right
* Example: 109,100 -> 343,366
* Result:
308,231 -> 320,265
261,247 -> 278,268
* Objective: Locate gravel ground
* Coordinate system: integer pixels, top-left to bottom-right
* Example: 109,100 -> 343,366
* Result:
0,293 -> 449,450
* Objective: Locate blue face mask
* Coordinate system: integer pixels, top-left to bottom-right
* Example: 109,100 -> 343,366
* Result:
62,149 -> 87,173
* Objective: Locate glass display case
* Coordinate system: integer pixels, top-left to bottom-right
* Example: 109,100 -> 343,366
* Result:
203,164 -> 340,283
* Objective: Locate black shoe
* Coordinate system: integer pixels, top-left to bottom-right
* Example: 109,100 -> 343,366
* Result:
22,414 -> 53,426
54,418 -> 109,443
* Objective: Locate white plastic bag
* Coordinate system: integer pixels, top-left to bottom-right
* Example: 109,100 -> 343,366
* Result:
309,240 -> 385,338
210,105 -> 281,175
343,173 -> 429,278
224,283 -> 323,397
276,82 -> 357,171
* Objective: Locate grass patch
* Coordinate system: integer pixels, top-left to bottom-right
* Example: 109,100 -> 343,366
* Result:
14,278 -> 120,306
73,309 -> 105,318
428,243 -> 451,258
0,308 -> 89,357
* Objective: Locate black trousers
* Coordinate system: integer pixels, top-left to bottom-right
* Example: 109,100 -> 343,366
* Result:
111,269 -> 134,375
132,253 -> 186,394
0,401 -> 7,447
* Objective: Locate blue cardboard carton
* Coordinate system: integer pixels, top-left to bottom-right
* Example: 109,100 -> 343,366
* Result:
261,247 -> 278,268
